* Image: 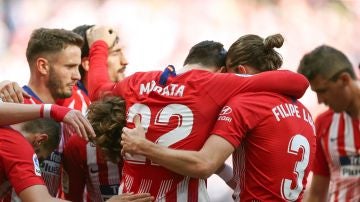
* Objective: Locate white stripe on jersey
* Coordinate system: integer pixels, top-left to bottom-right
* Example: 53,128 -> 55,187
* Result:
197,179 -> 210,202
138,179 -> 152,193
76,89 -> 88,115
327,114 -> 341,166
176,176 -> 189,201
107,161 -> 120,185
124,174 -> 134,193
86,143 -> 103,202
232,144 -> 246,202
344,113 -> 355,155
156,179 -> 173,200
325,112 -> 360,201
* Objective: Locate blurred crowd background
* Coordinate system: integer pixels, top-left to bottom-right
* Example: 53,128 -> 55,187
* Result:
1,0 -> 360,200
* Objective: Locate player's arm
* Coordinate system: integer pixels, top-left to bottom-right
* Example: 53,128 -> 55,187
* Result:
121,117 -> 235,178
248,70 -> 309,99
0,103 -> 95,140
305,120 -> 330,202
215,163 -> 234,189
86,26 -> 121,101
304,174 -> 329,202
106,193 -> 154,202
19,185 -> 69,202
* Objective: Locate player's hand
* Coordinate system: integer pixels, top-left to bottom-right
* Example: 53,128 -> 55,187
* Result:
0,80 -> 30,103
62,109 -> 96,141
121,115 -> 150,156
86,25 -> 118,48
106,193 -> 154,202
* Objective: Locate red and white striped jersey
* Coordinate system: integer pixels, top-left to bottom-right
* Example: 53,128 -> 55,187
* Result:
62,135 -> 122,202
211,92 -> 316,201
88,41 -> 309,202
0,127 -> 44,202
313,110 -> 360,201
22,84 -> 91,197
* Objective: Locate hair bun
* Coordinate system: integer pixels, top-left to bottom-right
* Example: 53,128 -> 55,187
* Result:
264,34 -> 284,51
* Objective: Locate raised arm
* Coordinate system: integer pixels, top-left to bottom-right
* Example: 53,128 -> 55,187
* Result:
86,26 -> 119,101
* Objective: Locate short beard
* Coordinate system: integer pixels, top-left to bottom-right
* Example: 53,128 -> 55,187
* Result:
47,65 -> 72,99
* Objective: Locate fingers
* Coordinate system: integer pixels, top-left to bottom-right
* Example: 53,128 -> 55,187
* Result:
86,25 -> 118,48
64,111 -> 94,141
106,193 -> 154,202
133,114 -> 141,128
78,115 -> 96,139
0,82 -> 24,103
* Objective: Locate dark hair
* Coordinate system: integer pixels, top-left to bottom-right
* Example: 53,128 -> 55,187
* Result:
226,34 -> 284,72
26,28 -> 84,66
22,118 -> 61,152
72,25 -> 95,79
87,96 -> 126,163
298,45 -> 355,81
183,40 -> 227,69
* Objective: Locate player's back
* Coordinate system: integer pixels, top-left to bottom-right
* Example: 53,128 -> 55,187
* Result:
119,69 -> 270,201
219,92 -> 316,201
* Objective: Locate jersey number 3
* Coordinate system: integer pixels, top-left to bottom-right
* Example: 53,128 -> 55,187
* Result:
281,134 -> 310,201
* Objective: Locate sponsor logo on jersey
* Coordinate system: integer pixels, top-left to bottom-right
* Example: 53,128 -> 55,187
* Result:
220,106 -> 232,115
218,106 -> 232,122
40,151 -> 61,175
89,166 -> 99,174
340,155 -> 360,177
33,154 -> 41,176
100,184 -> 120,201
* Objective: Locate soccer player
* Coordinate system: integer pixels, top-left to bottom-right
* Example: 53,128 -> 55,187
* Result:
297,45 -> 360,201
0,118 -> 63,201
21,27 -> 85,196
63,96 -> 126,201
86,26 -> 309,201
59,24 -> 130,201
120,34 -> 316,201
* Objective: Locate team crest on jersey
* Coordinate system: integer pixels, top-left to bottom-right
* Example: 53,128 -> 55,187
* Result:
33,154 -> 41,176
218,106 -> 232,122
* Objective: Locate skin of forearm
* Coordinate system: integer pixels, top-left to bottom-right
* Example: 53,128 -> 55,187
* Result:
139,141 -> 218,179
0,103 -> 41,125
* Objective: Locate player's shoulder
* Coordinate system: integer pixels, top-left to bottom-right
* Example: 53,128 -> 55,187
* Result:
0,127 -> 23,140
316,109 -> 335,122
66,135 -> 87,148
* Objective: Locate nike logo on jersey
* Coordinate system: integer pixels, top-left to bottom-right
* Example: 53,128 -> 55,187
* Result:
90,167 -> 99,173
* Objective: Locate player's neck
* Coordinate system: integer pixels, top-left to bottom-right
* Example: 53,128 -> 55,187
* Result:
179,64 -> 218,74
346,81 -> 360,118
81,74 -> 89,92
28,78 -> 56,104
10,123 -> 28,137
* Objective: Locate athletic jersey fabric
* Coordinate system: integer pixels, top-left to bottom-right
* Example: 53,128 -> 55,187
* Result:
211,92 -> 316,201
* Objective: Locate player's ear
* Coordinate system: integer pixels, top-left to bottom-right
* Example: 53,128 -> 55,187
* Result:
34,133 -> 48,146
216,66 -> 227,73
81,57 -> 90,71
36,57 -> 50,76
236,65 -> 247,74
